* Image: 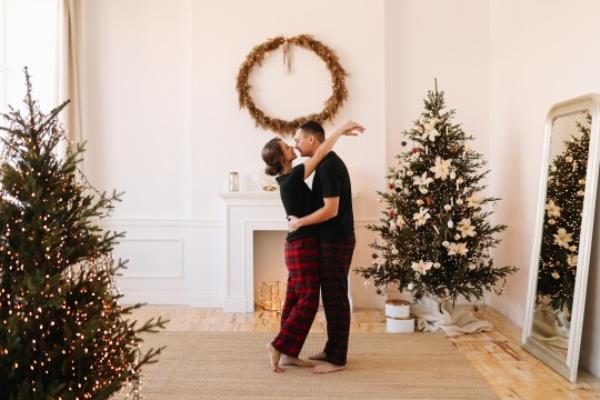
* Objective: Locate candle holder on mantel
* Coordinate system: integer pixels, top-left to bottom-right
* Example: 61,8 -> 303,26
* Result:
257,281 -> 283,313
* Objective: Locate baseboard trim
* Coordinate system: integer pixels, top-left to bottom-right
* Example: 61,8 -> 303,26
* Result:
119,290 -> 225,308
189,292 -> 223,308
223,297 -> 249,313
351,292 -> 386,309
580,344 -> 600,378
119,290 -> 189,305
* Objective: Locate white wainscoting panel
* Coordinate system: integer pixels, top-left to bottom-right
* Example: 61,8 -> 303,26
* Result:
102,219 -> 225,307
101,217 -> 383,310
116,238 -> 183,279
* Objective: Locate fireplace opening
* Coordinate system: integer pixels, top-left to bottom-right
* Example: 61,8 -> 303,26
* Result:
253,231 -> 288,311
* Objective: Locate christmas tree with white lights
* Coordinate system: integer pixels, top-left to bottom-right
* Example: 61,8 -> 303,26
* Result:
537,113 -> 590,312
356,84 -> 517,304
0,68 -> 166,399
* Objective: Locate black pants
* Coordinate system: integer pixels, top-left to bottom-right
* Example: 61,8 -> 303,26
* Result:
319,233 -> 356,366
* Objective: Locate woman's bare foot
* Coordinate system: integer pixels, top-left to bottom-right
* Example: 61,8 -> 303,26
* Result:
279,355 -> 313,368
308,351 -> 327,361
266,343 -> 284,373
312,361 -> 346,374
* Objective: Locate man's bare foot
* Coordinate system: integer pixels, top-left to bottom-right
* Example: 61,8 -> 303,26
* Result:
312,362 -> 346,374
308,351 -> 327,361
279,355 -> 313,368
266,343 -> 284,373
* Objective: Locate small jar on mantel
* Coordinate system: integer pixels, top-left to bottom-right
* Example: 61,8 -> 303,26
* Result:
228,171 -> 239,192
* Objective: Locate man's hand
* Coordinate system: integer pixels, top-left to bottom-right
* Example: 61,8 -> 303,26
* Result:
338,120 -> 365,136
287,215 -> 301,232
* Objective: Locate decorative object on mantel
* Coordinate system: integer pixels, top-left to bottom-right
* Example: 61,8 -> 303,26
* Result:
257,281 -> 283,312
385,300 -> 415,333
228,171 -> 240,192
355,81 -> 517,336
254,167 -> 278,192
236,34 -> 348,135
262,183 -> 278,192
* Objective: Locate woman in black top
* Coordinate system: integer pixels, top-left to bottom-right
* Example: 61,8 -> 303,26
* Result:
260,121 -> 364,373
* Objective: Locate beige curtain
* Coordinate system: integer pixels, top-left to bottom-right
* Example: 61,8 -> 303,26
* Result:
58,0 -> 82,145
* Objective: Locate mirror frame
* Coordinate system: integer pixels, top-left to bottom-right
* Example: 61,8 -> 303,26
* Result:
522,94 -> 600,382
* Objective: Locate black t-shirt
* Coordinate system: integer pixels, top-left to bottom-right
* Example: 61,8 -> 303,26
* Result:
276,164 -> 320,242
312,152 -> 354,241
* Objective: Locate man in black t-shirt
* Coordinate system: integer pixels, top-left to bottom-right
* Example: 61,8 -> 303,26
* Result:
289,121 -> 358,374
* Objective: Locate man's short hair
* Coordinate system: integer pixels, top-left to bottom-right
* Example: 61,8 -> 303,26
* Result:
298,120 -> 325,143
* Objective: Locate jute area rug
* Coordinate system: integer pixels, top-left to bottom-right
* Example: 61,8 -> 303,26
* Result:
131,331 -> 497,400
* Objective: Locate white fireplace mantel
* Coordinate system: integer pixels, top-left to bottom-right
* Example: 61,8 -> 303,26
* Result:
219,191 -> 287,312
219,190 -> 355,313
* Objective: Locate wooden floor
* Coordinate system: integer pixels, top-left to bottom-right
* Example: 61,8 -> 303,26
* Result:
130,305 -> 600,400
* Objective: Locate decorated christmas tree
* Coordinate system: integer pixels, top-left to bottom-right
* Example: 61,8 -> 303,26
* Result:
0,69 -> 166,399
537,113 -> 590,313
356,84 -> 517,304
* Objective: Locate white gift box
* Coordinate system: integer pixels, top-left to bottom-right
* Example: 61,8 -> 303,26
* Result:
386,317 -> 415,333
385,299 -> 411,319
385,299 -> 414,333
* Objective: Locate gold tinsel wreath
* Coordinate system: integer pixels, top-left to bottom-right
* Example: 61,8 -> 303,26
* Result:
236,34 -> 348,136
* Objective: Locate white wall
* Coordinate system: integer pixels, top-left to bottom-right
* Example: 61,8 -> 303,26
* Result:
81,0 -> 191,219
488,0 -> 600,376
385,0 -> 491,165
384,0 -> 491,302
189,0 -> 386,220
80,0 -> 387,308
78,1 -> 600,376
80,0 -> 225,307
585,191 -> 600,377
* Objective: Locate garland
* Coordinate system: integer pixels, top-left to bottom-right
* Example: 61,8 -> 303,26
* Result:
236,34 -> 348,135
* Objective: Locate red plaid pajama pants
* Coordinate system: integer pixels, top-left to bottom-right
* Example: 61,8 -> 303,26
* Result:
271,236 -> 320,358
319,233 -> 356,366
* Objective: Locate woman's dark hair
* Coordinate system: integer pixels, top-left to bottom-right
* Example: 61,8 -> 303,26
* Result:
261,137 -> 284,176
298,120 -> 325,143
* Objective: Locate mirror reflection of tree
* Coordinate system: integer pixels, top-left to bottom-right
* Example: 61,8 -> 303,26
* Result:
537,112 -> 590,315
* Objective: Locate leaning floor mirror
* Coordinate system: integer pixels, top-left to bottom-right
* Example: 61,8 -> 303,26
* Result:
522,94 -> 600,382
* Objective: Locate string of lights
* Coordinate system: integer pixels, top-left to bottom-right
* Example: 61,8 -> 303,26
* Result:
0,68 -> 167,399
